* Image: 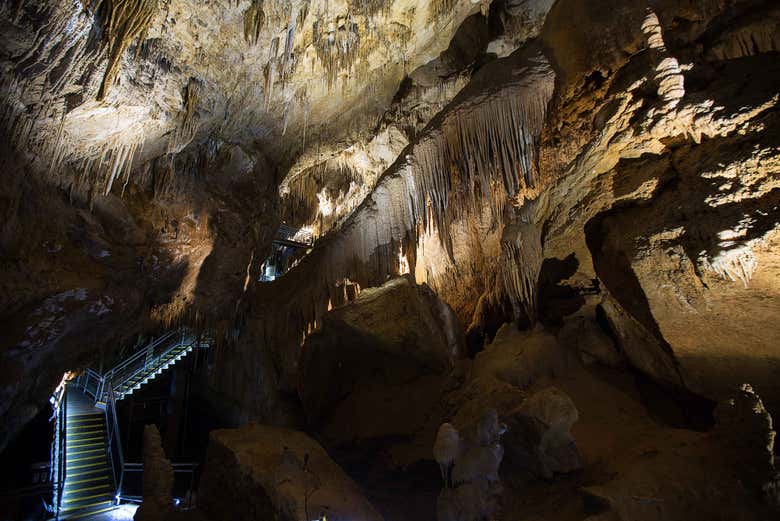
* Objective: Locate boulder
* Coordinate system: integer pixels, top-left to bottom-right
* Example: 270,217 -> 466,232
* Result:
198,424 -> 383,521
713,384 -> 780,508
503,386 -> 581,478
557,305 -> 624,367
472,324 -> 574,389
299,277 -> 465,443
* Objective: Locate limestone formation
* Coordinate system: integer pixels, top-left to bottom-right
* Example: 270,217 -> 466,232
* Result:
509,386 -> 580,479
1,1 -> 780,520
472,324 -> 574,389
298,276 -> 465,439
434,423 -> 461,489
198,424 -> 383,521
133,424 -> 173,521
437,408 -> 506,521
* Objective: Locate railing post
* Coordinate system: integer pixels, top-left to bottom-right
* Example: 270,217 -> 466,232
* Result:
145,340 -> 154,371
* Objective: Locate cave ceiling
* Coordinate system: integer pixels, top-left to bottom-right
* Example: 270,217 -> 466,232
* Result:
1,0 -> 779,471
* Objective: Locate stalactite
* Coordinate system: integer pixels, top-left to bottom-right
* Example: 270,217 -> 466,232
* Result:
97,0 -> 159,101
258,53 -> 555,384
243,0 -> 265,45
705,245 -> 758,287
263,36 -> 280,109
1,1 -> 101,158
313,14 -> 362,89
500,207 -> 543,321
279,7 -> 298,84
280,155 -> 366,237
168,78 -> 201,154
429,0 -> 457,23
410,72 -> 553,257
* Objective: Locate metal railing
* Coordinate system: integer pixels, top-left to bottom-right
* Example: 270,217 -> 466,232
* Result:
52,384 -> 67,520
120,462 -> 198,509
105,383 -> 124,500
66,328 -> 207,513
76,329 -> 207,406
275,223 -> 313,246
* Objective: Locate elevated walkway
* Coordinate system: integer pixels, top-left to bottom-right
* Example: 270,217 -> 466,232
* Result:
260,224 -> 314,282
50,329 -> 208,519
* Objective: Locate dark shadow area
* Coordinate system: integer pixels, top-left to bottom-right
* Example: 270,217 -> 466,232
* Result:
466,294 -> 514,356
329,443 -> 440,521
114,345 -> 227,500
0,404 -> 51,521
584,189 -> 679,351
633,370 -> 717,431
0,141 -> 193,454
537,253 -> 585,326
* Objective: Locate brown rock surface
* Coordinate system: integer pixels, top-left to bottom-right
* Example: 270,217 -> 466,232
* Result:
198,424 -> 384,521
134,424 -> 174,521
298,276 -> 466,466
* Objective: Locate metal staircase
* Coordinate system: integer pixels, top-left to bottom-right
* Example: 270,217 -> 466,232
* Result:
51,329 -> 208,520
58,386 -> 115,520
78,330 -> 206,406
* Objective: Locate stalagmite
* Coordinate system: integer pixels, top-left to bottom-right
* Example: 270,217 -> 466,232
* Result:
434,423 -> 461,489
501,206 -> 543,320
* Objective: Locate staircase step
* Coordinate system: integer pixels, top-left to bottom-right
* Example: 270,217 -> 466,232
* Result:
62,491 -> 112,505
64,474 -> 110,488
63,482 -> 111,496
68,410 -> 103,418
67,435 -> 105,444
61,496 -> 114,513
66,447 -> 104,457
68,460 -> 108,471
67,439 -> 104,448
67,427 -> 105,436
67,452 -> 105,463
68,416 -> 103,424
67,467 -> 107,479
69,423 -> 105,432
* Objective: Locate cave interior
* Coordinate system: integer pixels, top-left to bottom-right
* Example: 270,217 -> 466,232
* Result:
0,0 -> 779,520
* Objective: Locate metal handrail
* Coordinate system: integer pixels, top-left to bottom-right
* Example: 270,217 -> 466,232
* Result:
103,331 -> 177,383
79,329 -> 206,406
104,383 -> 124,500
120,462 -> 199,509
106,336 -> 199,400
54,385 -> 67,520
65,328 -> 208,511
276,223 -> 313,245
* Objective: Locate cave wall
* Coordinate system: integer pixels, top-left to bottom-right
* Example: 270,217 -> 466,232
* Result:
209,0 -> 780,425
0,0 -> 778,459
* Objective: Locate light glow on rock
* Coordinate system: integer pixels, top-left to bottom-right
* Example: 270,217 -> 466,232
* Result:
398,245 -> 410,275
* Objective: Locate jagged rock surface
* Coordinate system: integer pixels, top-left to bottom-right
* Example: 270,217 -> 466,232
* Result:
1,1 -> 779,519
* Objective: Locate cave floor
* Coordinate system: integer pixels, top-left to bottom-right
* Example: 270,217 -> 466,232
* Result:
335,360 -> 771,521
